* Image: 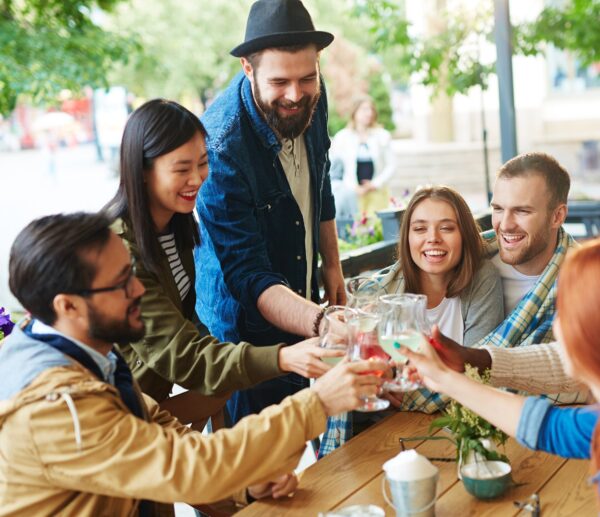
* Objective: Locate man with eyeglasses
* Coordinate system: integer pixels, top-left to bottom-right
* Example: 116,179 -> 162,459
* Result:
0,212 -> 384,515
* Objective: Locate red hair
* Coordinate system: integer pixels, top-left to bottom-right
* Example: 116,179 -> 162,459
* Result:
557,238 -> 600,382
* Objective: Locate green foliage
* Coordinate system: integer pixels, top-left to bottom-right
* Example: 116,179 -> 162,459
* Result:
430,365 -> 509,464
354,0 -> 600,97
515,0 -> 600,66
109,0 -> 250,104
368,72 -> 395,132
0,0 -> 136,115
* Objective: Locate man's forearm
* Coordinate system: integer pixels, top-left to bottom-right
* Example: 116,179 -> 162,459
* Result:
257,284 -> 321,338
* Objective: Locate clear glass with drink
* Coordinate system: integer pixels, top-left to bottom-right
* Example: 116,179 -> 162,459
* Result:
319,305 -> 356,366
378,294 -> 428,391
346,276 -> 384,312
347,310 -> 390,412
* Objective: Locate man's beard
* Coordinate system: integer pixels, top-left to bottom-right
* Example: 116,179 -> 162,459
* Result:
254,83 -> 321,140
498,223 -> 553,267
87,297 -> 145,345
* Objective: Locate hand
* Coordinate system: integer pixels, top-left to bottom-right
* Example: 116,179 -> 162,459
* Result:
247,473 -> 298,500
321,263 -> 346,306
279,337 -> 345,378
382,389 -> 404,408
311,358 -> 386,415
429,325 -> 492,373
398,339 -> 453,393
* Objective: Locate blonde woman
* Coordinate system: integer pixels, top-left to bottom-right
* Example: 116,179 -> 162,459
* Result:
330,96 -> 396,215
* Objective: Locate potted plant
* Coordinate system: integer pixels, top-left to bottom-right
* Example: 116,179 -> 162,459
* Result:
430,365 -> 509,474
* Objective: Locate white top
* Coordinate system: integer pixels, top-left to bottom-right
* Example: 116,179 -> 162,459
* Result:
330,127 -> 396,189
158,233 -> 191,301
491,253 -> 540,316
426,296 -> 464,345
279,136 -> 313,299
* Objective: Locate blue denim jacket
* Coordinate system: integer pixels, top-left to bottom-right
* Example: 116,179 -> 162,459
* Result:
196,72 -> 335,346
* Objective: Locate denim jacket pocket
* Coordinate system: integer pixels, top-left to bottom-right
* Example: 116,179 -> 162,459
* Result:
255,190 -> 287,213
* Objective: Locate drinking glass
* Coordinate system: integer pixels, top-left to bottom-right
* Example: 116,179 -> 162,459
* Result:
347,310 -> 390,412
319,305 -> 356,366
377,294 -> 428,391
346,276 -> 384,312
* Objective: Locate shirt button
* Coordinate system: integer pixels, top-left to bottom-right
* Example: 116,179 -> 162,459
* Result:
297,289 -> 303,294
296,255 -> 302,260
295,220 -> 300,226
136,360 -> 142,367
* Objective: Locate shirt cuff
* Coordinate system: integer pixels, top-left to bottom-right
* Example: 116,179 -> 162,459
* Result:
515,396 -> 553,450
294,388 -> 328,440
483,345 -> 515,388
241,343 -> 284,384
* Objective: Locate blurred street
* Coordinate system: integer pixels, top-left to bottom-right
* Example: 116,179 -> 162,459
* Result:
0,144 -> 118,310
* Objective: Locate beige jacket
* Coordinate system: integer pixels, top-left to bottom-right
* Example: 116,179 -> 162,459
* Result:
0,356 -> 326,516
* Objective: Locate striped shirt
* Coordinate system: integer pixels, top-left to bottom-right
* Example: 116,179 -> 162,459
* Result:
158,233 -> 191,301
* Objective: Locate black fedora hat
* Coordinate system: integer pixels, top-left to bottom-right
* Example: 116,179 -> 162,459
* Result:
230,0 -> 334,58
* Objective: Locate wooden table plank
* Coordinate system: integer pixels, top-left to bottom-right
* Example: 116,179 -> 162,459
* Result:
236,412 -> 435,516
237,412 -> 596,516
535,459 -> 596,516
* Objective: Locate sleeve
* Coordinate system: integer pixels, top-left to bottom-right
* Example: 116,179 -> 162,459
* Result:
462,260 -> 505,347
198,152 -> 289,318
32,388 -> 327,505
485,341 -> 587,395
321,149 -> 336,222
143,393 -> 193,436
516,397 -> 597,459
371,129 -> 396,189
132,258 -> 282,396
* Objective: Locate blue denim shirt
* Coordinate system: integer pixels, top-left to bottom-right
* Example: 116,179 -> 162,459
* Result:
196,72 -> 335,346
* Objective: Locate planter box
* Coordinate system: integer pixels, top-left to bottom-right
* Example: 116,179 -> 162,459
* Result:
375,208 -> 405,241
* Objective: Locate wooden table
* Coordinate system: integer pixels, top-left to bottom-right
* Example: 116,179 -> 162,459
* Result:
237,412 -> 596,516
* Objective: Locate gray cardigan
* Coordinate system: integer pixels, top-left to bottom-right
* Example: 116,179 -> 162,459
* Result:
375,258 -> 504,346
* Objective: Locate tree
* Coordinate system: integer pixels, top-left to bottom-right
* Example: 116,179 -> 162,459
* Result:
108,0 -> 250,105
354,0 -> 600,97
0,0 -> 136,115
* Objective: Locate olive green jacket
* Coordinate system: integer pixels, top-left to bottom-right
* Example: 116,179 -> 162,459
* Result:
112,219 -> 283,402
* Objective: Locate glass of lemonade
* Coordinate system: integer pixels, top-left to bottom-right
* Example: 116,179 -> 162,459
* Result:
319,306 -> 356,366
378,294 -> 428,391
347,310 -> 390,412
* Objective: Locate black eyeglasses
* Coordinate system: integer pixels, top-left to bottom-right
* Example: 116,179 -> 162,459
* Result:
72,262 -> 138,298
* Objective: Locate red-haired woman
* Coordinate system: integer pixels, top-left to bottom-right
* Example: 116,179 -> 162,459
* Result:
402,238 -> 600,493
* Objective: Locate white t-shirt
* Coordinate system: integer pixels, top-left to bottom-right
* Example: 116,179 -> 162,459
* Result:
492,253 -> 540,316
427,297 -> 464,345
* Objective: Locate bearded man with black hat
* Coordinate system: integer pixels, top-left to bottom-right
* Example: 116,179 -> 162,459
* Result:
196,0 -> 346,423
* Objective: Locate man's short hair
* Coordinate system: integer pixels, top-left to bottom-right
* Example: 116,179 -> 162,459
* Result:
245,42 -> 318,69
497,152 -> 571,208
9,212 -> 112,325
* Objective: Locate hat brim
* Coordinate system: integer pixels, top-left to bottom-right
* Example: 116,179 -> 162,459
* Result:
230,30 -> 334,58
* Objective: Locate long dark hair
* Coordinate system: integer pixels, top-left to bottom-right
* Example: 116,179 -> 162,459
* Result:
397,186 -> 484,298
104,99 -> 205,275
